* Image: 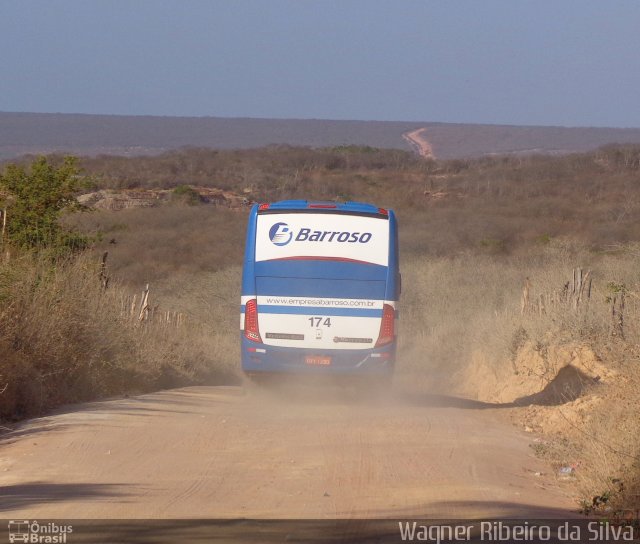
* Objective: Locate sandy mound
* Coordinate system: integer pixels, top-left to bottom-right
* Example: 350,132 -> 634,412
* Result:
520,394 -> 604,435
459,341 -> 614,404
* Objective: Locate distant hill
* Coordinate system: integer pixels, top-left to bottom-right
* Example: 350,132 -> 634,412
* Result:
2,111 -> 640,160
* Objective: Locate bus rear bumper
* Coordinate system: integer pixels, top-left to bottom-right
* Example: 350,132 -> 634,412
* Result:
240,336 -> 395,376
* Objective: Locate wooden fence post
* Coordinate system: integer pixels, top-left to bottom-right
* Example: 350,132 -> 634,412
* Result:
611,289 -> 625,338
521,277 -> 531,315
569,268 -> 592,310
521,269 -> 592,318
561,281 -> 569,303
572,268 -> 582,309
138,285 -> 150,322
0,208 -> 6,261
119,284 -> 185,327
580,270 -> 592,308
99,251 -> 109,290
0,208 -> 6,245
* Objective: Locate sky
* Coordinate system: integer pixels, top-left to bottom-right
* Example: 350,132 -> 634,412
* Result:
1,0 -> 639,127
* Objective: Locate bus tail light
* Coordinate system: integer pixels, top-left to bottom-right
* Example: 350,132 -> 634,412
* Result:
375,304 -> 395,347
244,299 -> 262,342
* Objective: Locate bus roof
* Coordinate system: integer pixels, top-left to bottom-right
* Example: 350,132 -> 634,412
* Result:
258,200 -> 388,216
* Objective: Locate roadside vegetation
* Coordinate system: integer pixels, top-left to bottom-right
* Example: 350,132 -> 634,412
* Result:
1,144 -> 639,512
0,158 -> 236,420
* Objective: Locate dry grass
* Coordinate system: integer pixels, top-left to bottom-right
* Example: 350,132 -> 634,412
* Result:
65,204 -> 246,286
573,375 -> 640,513
0,252 -> 238,421
399,242 -> 640,375
395,242 -> 640,511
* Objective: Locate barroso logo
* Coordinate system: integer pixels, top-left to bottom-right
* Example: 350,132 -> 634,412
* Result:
269,222 -> 293,246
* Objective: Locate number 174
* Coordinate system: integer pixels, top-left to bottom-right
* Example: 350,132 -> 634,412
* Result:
309,317 -> 331,327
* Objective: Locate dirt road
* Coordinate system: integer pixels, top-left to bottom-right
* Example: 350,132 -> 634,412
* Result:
402,128 -> 435,159
1,385 -> 574,520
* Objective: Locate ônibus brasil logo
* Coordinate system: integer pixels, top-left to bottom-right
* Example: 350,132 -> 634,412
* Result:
268,222 -> 372,246
8,520 -> 73,543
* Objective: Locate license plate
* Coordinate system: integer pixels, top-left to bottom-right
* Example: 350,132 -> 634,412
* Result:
305,355 -> 331,366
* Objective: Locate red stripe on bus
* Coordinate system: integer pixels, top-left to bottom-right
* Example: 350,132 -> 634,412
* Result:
265,256 -> 376,265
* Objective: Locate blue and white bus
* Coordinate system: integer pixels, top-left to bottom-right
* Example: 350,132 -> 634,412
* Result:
240,200 -> 399,383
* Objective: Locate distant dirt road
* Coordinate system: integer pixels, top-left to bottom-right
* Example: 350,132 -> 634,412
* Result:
0,385 -> 574,519
402,128 -> 435,159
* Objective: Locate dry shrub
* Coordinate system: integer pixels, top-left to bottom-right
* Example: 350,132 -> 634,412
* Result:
0,252 -> 238,421
66,204 -> 246,286
137,266 -> 242,386
398,242 -> 640,380
51,144 -> 640,274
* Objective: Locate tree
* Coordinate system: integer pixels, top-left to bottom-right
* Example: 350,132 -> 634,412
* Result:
0,156 -> 88,250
